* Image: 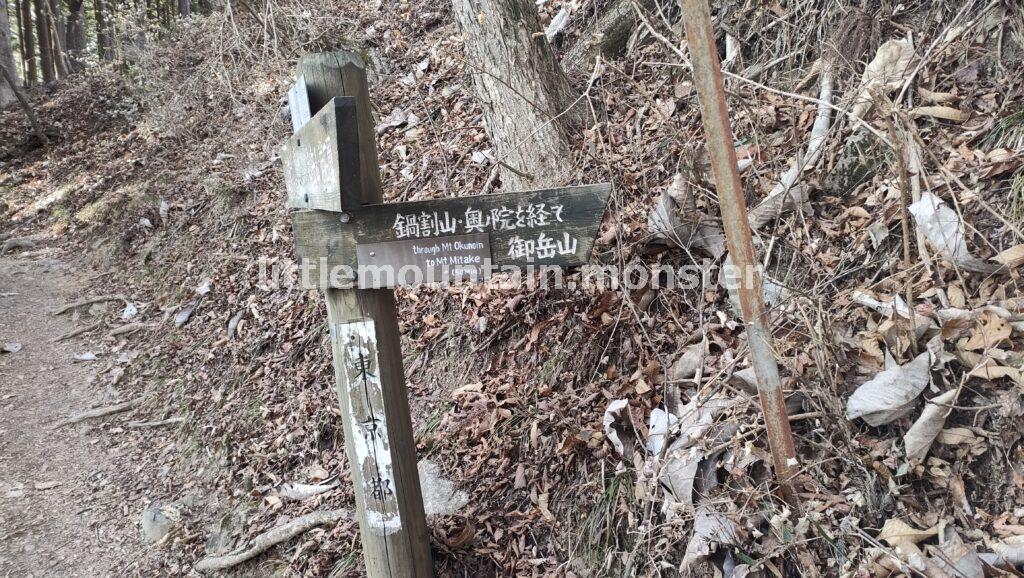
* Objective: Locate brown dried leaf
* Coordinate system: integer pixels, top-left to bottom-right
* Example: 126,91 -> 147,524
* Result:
847,351 -> 931,426
909,106 -> 971,122
962,312 -> 1011,351
668,345 -> 702,382
904,389 -> 957,463
878,518 -> 939,547
993,244 -> 1024,269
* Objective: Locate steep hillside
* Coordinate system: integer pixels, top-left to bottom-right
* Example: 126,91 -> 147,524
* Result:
2,0 -> 1024,576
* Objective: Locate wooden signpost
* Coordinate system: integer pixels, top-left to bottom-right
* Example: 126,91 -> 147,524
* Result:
282,51 -> 611,577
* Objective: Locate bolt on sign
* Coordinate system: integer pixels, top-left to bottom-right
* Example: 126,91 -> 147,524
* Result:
283,98 -> 612,290
281,52 -> 610,577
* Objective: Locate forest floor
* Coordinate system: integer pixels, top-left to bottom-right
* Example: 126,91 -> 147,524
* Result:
2,0 -> 1024,576
0,255 -> 143,577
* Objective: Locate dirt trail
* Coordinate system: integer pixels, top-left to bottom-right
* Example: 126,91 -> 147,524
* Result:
0,256 -> 139,577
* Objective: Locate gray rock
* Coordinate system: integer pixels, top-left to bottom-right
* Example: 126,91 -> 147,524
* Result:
418,460 -> 469,517
141,503 -> 174,544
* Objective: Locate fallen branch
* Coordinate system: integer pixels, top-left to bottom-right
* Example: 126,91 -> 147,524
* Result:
126,417 -> 185,429
51,399 -> 141,429
194,510 -> 351,572
52,321 -> 104,342
52,295 -> 127,316
749,66 -> 834,230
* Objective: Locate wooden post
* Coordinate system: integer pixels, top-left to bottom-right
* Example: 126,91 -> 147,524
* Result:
292,52 -> 433,577
677,0 -> 800,506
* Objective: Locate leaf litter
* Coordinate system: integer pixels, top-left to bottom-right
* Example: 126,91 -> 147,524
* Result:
1,0 -> 1024,576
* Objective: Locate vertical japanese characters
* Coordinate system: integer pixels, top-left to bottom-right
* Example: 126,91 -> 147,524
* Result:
335,320 -> 402,536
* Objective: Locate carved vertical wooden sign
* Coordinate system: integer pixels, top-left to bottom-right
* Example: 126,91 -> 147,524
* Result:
333,319 -> 402,536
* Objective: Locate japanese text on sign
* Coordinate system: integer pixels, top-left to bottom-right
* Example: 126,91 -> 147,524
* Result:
507,232 -> 578,260
392,203 -> 566,239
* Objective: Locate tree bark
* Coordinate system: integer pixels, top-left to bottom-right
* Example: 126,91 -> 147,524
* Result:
94,0 -> 112,60
177,0 -> 188,17
65,0 -> 87,71
452,0 -> 580,191
564,0 -> 654,71
14,0 -> 25,78
19,0 -> 35,84
32,0 -> 53,82
45,0 -> 68,77
1,0 -> 18,106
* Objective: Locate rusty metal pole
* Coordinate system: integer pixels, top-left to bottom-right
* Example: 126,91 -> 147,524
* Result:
679,0 -> 800,506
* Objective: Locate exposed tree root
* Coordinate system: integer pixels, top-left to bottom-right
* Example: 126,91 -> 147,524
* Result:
51,399 -> 141,429
52,295 -> 127,315
126,417 -> 185,429
194,510 -> 352,572
52,321 -> 104,342
108,323 -> 152,337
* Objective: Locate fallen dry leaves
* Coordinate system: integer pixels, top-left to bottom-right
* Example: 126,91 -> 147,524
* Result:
1,0 -> 1024,576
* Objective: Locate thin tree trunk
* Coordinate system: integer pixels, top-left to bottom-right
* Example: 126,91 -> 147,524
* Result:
94,0 -> 111,60
45,0 -> 68,77
65,0 -> 86,71
32,0 -> 53,82
0,0 -> 18,106
0,61 -> 47,142
451,0 -> 580,191
20,0 -> 35,84
14,0 -> 28,81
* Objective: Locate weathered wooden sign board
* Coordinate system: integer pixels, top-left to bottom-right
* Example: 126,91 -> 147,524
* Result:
282,96 -> 362,213
355,233 -> 491,288
281,51 -> 610,578
287,75 -> 312,133
283,97 -> 611,289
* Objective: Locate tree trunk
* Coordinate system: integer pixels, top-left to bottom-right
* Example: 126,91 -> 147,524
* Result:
65,0 -> 86,71
45,0 -> 68,77
452,0 -> 580,191
32,0 -> 53,82
0,60 -> 47,143
1,0 -> 18,106
13,0 -> 28,82
94,0 -> 112,60
564,0 -> 654,71
20,0 -> 36,84
177,0 -> 188,17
